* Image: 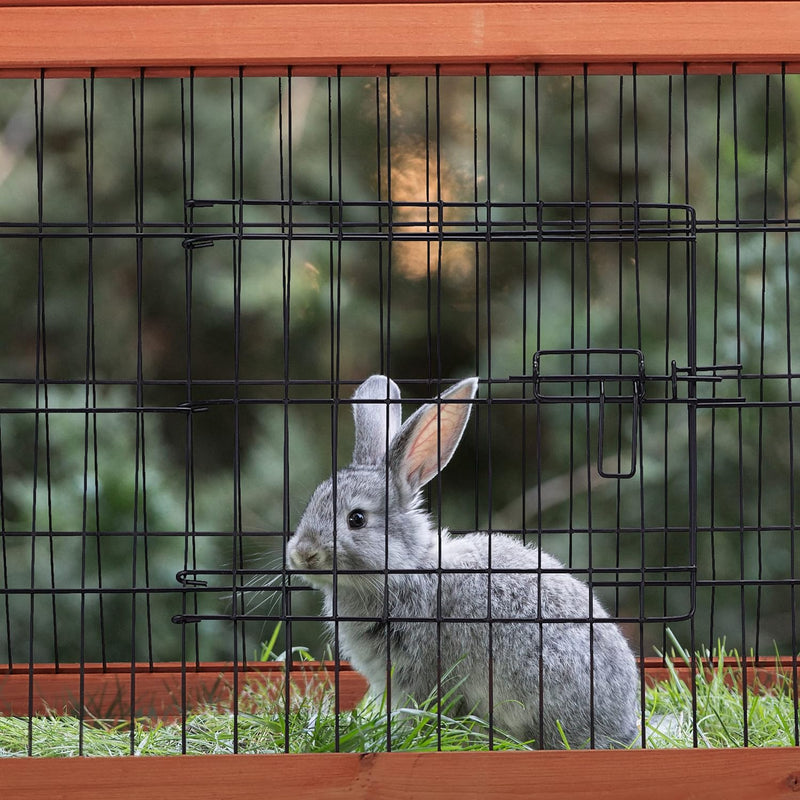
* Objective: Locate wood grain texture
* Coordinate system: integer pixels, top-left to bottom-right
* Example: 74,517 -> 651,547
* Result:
0,661 -> 369,718
4,748 -> 800,799
0,3 -> 800,76
1,657 -> 793,719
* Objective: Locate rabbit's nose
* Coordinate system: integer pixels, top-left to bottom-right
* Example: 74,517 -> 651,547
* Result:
288,541 -> 319,570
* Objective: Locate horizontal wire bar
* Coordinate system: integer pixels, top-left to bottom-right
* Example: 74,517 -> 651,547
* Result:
12,570 -> 800,592
1,372 -> 798,386
2,399 -> 798,414
0,524 -> 796,538
174,612 -> 697,625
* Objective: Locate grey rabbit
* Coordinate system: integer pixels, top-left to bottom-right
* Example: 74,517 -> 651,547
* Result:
287,375 -> 639,749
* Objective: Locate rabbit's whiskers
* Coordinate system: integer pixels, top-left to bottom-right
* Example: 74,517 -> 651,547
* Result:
223,553 -> 288,615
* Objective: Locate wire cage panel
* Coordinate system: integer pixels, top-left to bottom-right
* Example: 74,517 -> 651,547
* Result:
1,69 -> 799,755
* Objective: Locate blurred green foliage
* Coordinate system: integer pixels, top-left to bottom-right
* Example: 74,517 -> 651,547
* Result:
0,72 -> 798,668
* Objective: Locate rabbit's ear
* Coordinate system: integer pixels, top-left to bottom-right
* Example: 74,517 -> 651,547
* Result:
390,378 -> 479,494
351,375 -> 402,466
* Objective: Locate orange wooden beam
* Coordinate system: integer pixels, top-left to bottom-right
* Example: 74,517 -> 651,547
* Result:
0,661 -> 369,718
4,748 -> 800,800
1,657 -> 795,720
0,2 -> 800,77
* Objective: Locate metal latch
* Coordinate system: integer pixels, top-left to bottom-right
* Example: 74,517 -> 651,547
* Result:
530,348 -> 645,479
525,349 -> 745,480
667,361 -> 745,404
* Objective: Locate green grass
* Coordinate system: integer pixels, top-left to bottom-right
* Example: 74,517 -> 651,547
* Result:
0,676 -> 531,757
645,631 -> 799,748
2,634 -> 798,757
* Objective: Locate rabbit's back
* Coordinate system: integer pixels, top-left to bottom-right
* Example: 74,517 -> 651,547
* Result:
334,532 -> 638,749
441,533 -> 638,748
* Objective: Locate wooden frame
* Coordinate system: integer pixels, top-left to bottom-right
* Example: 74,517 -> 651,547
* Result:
2,2 -> 800,797
5,748 -> 800,800
0,662 -> 370,718
1,658 -> 795,719
1,1 -> 800,77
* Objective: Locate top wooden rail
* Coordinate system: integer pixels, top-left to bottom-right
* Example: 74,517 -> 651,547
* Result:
1,2 -> 800,77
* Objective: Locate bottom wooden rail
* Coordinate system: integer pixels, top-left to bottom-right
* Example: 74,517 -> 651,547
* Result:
0,661 -> 369,719
1,656 -> 796,720
4,748 -> 800,800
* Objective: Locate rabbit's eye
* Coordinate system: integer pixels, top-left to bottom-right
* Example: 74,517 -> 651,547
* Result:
347,509 -> 367,529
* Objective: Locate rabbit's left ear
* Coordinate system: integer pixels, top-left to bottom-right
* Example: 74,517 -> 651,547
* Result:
389,378 -> 479,494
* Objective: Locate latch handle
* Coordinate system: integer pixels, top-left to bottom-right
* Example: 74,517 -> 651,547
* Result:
597,380 -> 639,479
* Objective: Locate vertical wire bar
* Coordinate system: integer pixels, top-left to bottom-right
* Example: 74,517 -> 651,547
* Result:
134,73 -> 154,672
381,71 -> 393,383
708,73 -> 722,657
141,76 -> 155,669
282,67 -> 298,754
0,59 -> 13,655
375,73 -> 386,374
628,68 -> 647,747
684,63 -> 699,750
277,67 -> 293,752
433,73 -> 445,736
469,71 -> 486,745
430,68 -> 444,749
581,65 -> 596,749
520,72 -> 529,545
706,70 -> 726,751
330,66 -> 345,751
237,71 -> 248,677
321,67 -> 344,751
186,73 -> 200,672
614,74 -> 625,620
383,70 -> 395,744
631,67 -> 644,495
660,73 -> 674,655
37,81 -> 59,674
129,70 -> 146,754
754,74 -> 771,659
382,65 -> 394,752
78,70 -> 98,757
0,391 -> 9,671
731,64 -> 750,747
280,66 -> 301,754
178,68 -> 199,754
567,74 -> 577,579
229,69 -> 246,753
27,70 -> 46,756
430,74 -> 442,389
276,74 -> 291,732
672,60 -> 697,749
780,64 -> 799,746
227,72 -> 240,749
38,86 -> 59,684
632,66 -> 649,748
86,79 -> 107,674
534,64 -> 546,751
482,64 -> 495,750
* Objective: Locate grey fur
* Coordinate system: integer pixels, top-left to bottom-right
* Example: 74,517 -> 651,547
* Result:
352,375 -> 401,467
287,376 -> 639,749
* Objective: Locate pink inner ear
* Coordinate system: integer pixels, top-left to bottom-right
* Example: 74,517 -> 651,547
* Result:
404,399 -> 470,487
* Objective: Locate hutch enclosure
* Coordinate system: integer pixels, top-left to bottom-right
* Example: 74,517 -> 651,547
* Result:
1,2 -> 800,798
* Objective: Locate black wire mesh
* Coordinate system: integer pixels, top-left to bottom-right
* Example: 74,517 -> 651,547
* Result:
0,66 -> 798,753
